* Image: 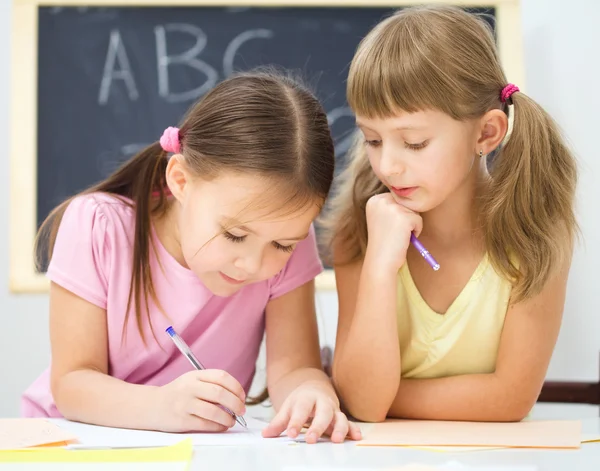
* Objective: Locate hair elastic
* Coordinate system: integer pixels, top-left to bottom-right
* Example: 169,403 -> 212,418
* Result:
500,84 -> 519,103
160,126 -> 181,153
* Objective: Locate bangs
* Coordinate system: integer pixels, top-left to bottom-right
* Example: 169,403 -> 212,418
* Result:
347,13 -> 459,120
228,174 -> 322,227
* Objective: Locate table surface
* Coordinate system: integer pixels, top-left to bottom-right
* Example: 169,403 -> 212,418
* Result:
187,415 -> 600,470
5,404 -> 600,470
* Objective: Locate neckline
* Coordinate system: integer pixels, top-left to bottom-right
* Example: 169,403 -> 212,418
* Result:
400,253 -> 489,319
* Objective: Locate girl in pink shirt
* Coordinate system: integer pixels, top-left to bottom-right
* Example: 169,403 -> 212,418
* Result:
22,70 -> 361,444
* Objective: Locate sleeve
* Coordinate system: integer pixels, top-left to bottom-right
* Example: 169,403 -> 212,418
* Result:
46,195 -> 111,309
268,224 -> 324,300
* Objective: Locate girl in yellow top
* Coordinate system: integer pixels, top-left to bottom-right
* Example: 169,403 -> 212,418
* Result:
325,5 -> 578,423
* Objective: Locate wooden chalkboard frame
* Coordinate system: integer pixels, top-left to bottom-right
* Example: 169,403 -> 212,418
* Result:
9,0 -> 524,293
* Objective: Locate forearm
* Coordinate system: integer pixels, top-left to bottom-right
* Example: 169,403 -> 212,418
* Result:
53,369 -> 161,430
268,367 -> 335,411
333,260 -> 400,422
390,373 -> 533,422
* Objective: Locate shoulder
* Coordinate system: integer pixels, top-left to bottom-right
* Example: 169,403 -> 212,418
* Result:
62,192 -> 136,241
52,192 -> 138,274
67,192 -> 134,223
48,192 -> 137,308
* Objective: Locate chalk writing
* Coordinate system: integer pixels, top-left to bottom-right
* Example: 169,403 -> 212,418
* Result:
98,29 -> 139,105
155,23 -> 219,103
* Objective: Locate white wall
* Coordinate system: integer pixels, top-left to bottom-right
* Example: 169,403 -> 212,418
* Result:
1,0 -> 599,418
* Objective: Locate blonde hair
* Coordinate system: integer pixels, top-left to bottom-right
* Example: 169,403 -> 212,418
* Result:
323,5 -> 578,302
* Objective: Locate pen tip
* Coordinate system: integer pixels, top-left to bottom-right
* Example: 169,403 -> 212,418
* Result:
165,326 -> 175,336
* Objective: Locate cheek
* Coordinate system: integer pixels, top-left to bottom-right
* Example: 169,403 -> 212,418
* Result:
424,143 -> 472,186
260,250 -> 294,279
178,217 -> 220,269
367,150 -> 385,180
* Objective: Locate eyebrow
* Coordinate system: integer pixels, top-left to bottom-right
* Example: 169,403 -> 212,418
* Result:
221,218 -> 309,241
355,120 -> 424,132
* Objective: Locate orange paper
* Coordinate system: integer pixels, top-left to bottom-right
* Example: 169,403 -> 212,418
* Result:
0,419 -> 78,450
357,419 -> 582,449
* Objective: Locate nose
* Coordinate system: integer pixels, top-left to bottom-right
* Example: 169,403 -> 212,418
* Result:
234,249 -> 264,276
378,145 -> 405,179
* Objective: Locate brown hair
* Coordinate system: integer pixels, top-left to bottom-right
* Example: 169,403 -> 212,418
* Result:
35,69 -> 334,374
323,5 -> 577,301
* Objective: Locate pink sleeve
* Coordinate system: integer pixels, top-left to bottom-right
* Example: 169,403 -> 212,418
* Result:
269,224 -> 323,300
46,195 -> 110,309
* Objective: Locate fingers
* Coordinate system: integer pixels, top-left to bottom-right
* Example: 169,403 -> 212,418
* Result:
184,416 -> 229,433
329,412 -> 362,443
195,369 -> 246,402
348,420 -> 362,441
410,213 -> 424,238
286,399 -> 315,439
193,373 -> 246,416
396,204 -> 423,237
326,411 -> 350,444
187,399 -> 236,429
262,402 -> 291,438
305,401 -> 335,444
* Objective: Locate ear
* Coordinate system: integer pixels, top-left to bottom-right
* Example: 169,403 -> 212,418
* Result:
476,109 -> 509,155
165,155 -> 190,203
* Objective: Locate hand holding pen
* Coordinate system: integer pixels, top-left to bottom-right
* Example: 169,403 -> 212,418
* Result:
152,326 -> 247,432
365,193 -> 440,272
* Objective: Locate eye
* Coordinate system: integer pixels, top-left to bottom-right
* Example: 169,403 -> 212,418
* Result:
224,232 -> 246,243
404,141 -> 428,150
364,139 -> 382,148
272,242 -> 295,253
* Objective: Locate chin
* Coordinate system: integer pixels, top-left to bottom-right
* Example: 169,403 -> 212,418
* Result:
207,283 -> 242,297
197,277 -> 240,297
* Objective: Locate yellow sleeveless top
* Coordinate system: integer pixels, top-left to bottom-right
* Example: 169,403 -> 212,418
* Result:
397,253 -> 513,379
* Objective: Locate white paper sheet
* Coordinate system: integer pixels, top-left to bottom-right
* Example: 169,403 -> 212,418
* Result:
50,417 -> 295,448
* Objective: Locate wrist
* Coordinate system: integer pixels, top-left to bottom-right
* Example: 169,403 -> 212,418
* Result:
142,385 -> 164,430
363,249 -> 402,279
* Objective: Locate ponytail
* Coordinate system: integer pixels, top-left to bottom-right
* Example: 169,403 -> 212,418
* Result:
35,142 -> 170,344
482,92 -> 578,302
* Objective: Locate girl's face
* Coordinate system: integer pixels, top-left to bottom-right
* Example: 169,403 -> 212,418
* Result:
174,172 -> 320,297
356,109 -> 482,213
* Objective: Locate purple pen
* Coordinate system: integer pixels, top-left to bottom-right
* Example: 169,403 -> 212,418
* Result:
410,233 -> 440,271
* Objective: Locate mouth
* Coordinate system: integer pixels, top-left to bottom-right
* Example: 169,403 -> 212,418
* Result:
220,272 -> 246,285
391,186 -> 418,198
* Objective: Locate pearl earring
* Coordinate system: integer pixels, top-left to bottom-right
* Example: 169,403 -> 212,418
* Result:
479,150 -> 484,157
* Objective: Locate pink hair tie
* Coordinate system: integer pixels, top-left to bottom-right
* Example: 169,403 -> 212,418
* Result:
159,126 -> 181,153
500,83 -> 519,103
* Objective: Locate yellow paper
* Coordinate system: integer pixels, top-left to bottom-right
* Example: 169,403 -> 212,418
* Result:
357,419 -> 582,449
0,419 -> 78,450
0,438 -> 192,463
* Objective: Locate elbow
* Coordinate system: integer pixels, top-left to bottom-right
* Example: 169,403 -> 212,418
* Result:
51,373 -> 84,422
332,370 -> 396,424
52,380 -> 74,420
345,404 -> 389,423
500,400 -> 534,422
489,393 -> 536,423
333,378 -> 390,423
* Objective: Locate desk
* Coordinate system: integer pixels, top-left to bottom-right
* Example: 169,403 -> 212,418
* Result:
4,405 -> 599,470
185,417 -> 600,470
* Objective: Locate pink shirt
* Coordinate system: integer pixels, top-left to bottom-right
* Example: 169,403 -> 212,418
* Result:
21,193 -> 323,418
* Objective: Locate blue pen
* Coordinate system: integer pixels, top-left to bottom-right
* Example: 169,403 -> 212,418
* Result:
165,326 -> 248,429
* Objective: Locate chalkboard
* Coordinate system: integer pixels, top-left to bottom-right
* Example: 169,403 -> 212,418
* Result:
37,6 -> 495,224
11,2 -> 523,293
